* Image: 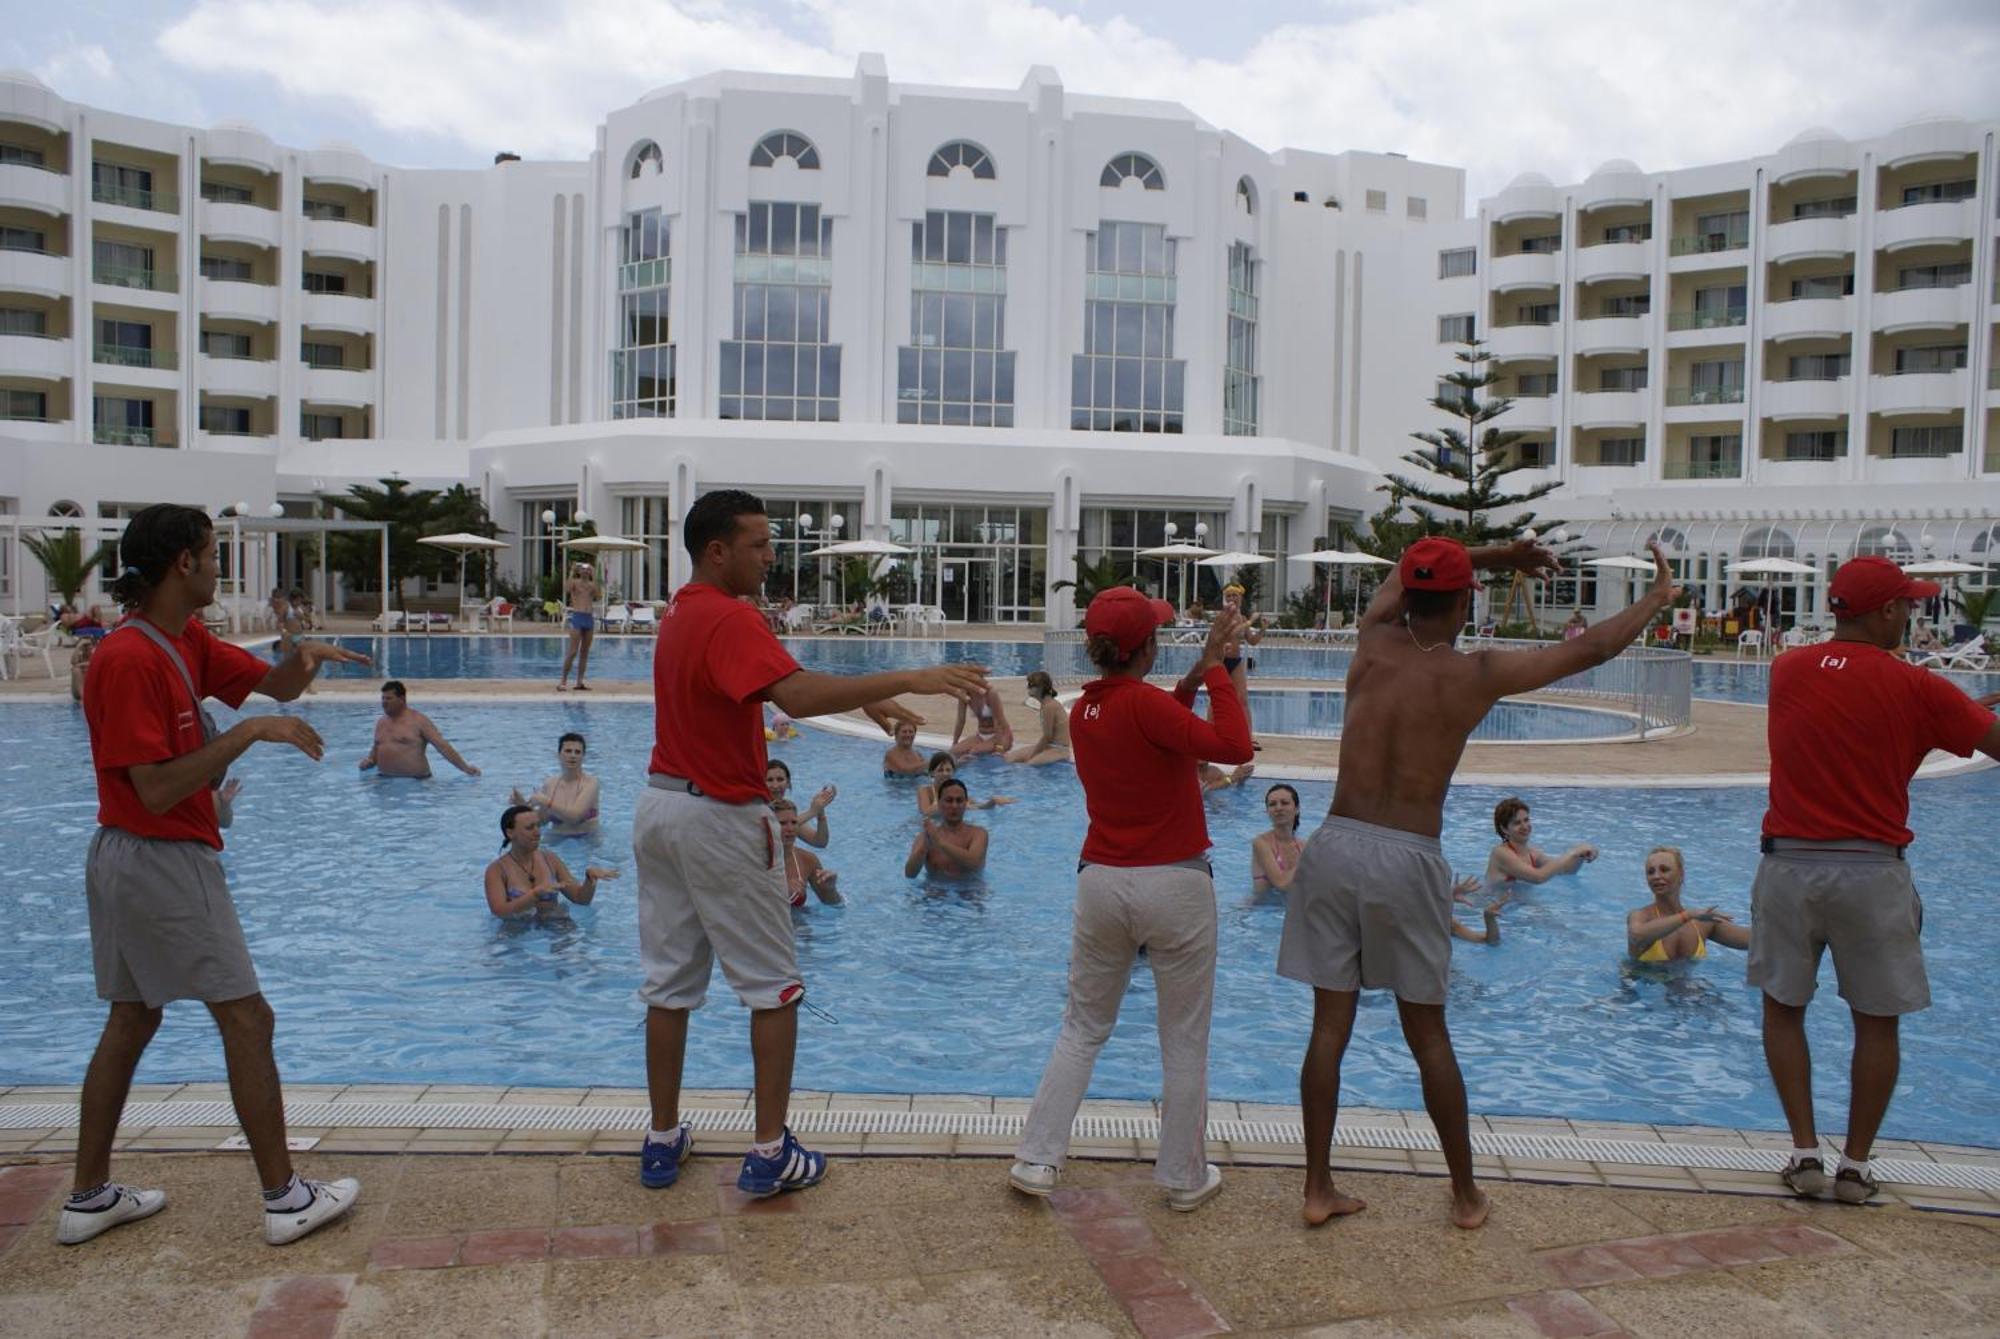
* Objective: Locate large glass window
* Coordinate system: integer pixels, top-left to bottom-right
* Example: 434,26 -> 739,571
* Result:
613,208 -> 674,419
200,256 -> 254,282
91,161 -> 156,209
2,389 -> 47,420
201,404 -> 252,435
1081,507 -> 1229,607
1072,221 -> 1184,433
1889,425 -> 1962,458
885,502 -> 1048,623
720,202 -> 839,422
1438,247 -> 1476,278
614,494 -> 675,602
1224,241 -> 1259,436
755,498 -> 863,606
519,498 -> 577,591
897,211 -> 1014,426
1438,313 -> 1474,343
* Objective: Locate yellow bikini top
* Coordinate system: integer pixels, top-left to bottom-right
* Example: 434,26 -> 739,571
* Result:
1638,927 -> 1706,963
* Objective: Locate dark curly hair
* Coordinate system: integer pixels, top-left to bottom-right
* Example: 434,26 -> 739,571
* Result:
1493,796 -> 1530,838
108,504 -> 213,609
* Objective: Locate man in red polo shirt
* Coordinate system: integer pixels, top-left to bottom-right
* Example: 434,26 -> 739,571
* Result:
1279,536 -> 1676,1230
1750,555 -> 2000,1204
64,504 -> 369,1249
634,489 -> 986,1198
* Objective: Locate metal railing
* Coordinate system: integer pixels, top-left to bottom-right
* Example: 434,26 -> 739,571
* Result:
1040,630 -> 1693,739
1664,457 -> 1742,480
93,425 -> 173,448
1668,234 -> 1746,256
92,181 -> 179,213
1664,385 -> 1745,406
1666,309 -> 1746,330
94,263 -> 176,293
94,343 -> 177,370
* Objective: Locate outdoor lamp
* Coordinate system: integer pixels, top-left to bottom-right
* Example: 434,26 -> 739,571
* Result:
267,503 -> 284,518
235,500 -> 251,517
1193,521 -> 1208,539
1164,521 -> 1179,538
575,510 -> 591,525
830,515 -> 845,531
540,508 -> 557,526
799,512 -> 815,531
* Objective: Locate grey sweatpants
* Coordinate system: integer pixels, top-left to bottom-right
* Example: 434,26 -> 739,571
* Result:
1016,862 -> 1217,1191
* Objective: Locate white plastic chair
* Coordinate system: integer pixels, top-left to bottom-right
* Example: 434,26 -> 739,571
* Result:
14,624 -> 58,678
781,604 -> 815,634
1736,629 -> 1764,658
484,598 -> 514,632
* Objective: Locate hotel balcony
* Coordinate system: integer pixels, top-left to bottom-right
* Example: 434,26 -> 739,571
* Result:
301,364 -> 373,406
302,291 -> 375,335
1663,385 -> 1745,421
200,199 -> 280,248
1761,376 -> 1850,420
302,216 -> 374,262
0,246 -> 68,298
1573,242 -> 1649,284
199,351 -> 278,398
1489,251 -> 1561,293
1665,308 -> 1746,347
1571,389 -> 1648,430
91,179 -> 182,228
1763,295 -> 1852,342
1573,315 -> 1650,357
1874,198 -> 1976,252
201,276 -> 278,323
1662,451 -> 1742,482
1765,215 -> 1855,264
92,423 -> 175,448
91,262 -> 179,308
1872,282 -> 1971,334
1666,233 -> 1746,270
1485,322 -> 1559,360
0,160 -> 66,217
1870,368 -> 1966,416
1499,393 -> 1553,432
0,330 -> 67,378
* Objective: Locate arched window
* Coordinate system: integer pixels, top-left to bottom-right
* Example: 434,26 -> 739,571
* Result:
1100,152 -> 1164,191
1644,526 -> 1687,551
750,131 -> 819,170
49,499 -> 83,518
1739,526 -> 1795,559
1234,176 -> 1256,216
1853,525 -> 1914,561
928,140 -> 994,180
628,140 -> 663,179
1969,525 -> 2000,587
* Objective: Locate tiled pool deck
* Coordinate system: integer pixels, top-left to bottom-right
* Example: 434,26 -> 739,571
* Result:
2,1086 -> 1996,1337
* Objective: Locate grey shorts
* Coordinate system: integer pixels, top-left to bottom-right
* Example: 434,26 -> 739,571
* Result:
1746,840 -> 1928,1016
85,827 -> 261,1009
1277,815 -> 1454,1006
632,781 -> 801,1012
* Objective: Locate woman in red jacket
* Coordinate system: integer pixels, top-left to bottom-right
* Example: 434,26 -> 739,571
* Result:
1009,588 -> 1253,1211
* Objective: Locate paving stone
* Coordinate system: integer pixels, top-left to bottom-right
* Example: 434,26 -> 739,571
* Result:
367,1234 -> 462,1271
245,1273 -> 354,1339
456,1227 -> 550,1266
549,1222 -> 638,1259
544,1255 -> 741,1337
341,1261 -> 549,1339
0,1165 -> 68,1225
1503,1288 -> 1622,1338
641,1219 -> 726,1255
1125,1285 -> 1232,1339
1537,1245 -> 1643,1288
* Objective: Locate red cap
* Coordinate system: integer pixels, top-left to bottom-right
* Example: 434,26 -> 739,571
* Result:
1398,537 -> 1477,592
1827,556 -> 1938,616
1084,586 -> 1175,653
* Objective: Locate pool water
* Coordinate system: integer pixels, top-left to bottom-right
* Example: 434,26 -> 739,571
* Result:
1691,659 -> 1999,706
1242,690 -> 1631,742
307,635 -> 1051,681
2,701 -> 1994,1147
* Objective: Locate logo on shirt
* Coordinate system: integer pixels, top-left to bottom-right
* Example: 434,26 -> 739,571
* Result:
1081,703 -> 1102,721
175,709 -> 197,734
1818,655 -> 1848,671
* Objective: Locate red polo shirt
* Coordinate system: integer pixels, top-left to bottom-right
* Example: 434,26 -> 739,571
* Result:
1764,640 -> 1994,846
649,583 -> 802,804
84,616 -> 270,849
1072,666 -> 1253,867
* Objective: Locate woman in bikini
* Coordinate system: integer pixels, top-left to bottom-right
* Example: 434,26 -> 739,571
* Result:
1004,671 -> 1072,766
883,719 -> 927,777
1483,796 -> 1597,892
772,799 -> 841,907
917,752 -> 1013,816
483,804 -> 618,920
1250,783 -> 1304,892
1625,846 -> 1750,962
510,731 -> 601,836
765,758 -> 834,849
950,683 -> 1013,759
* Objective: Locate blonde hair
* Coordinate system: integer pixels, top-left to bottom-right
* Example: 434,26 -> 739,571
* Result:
1222,582 -> 1245,596
1644,845 -> 1683,871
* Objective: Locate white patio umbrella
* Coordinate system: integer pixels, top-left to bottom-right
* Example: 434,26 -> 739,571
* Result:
1138,542 -> 1219,608
1729,557 -> 1818,576
561,534 -> 650,553
802,539 -> 913,557
1288,549 -> 1392,620
1582,555 -> 1661,572
417,533 -> 509,611
1901,560 -> 1986,576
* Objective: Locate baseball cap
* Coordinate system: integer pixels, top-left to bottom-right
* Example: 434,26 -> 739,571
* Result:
1399,537 -> 1477,592
1084,586 -> 1175,654
1827,556 -> 1938,616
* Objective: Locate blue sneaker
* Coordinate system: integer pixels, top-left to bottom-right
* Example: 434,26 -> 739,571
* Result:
640,1122 -> 694,1189
737,1127 -> 827,1198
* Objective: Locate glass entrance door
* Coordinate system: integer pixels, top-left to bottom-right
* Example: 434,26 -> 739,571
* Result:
938,556 -> 996,622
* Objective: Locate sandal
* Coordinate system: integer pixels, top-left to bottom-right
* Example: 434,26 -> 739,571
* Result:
1780,1157 -> 1826,1197
555,682 -> 569,692
575,683 -> 591,691
1833,1166 -> 1877,1205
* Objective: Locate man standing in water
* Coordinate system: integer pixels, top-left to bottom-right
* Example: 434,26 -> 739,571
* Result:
634,489 -> 985,1197
359,681 -> 480,779
1750,556 -> 2000,1204
1278,537 -> 1675,1229
65,503 -> 370,1247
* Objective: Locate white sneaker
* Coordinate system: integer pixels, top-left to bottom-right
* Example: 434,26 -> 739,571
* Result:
1166,1164 -> 1223,1213
1008,1161 -> 1059,1197
263,1176 -> 361,1246
56,1184 -> 167,1245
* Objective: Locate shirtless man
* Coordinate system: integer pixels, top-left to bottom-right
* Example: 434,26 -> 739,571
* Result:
1005,671 -> 1072,765
511,731 -> 600,836
359,681 -> 480,778
950,683 -> 1013,759
883,720 -> 926,776
558,562 -> 600,692
1483,797 -> 1597,891
1626,846 -> 1749,963
904,778 -> 989,877
1278,536 -> 1675,1230
772,799 -> 841,907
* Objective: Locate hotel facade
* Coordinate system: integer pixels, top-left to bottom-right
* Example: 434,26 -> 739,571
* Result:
0,59 -> 1995,627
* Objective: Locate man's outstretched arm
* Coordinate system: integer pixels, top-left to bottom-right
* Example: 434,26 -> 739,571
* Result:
1477,543 -> 1677,700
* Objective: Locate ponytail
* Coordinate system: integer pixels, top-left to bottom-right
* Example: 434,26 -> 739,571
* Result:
109,504 -> 213,610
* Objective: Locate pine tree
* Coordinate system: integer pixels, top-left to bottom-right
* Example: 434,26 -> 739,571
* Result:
1367,338 -> 1564,555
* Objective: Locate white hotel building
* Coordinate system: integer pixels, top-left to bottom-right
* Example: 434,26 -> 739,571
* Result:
0,59 -> 1994,626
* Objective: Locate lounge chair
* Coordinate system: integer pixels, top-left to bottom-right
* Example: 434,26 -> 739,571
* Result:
630,605 -> 659,636
599,603 -> 631,634
1914,635 -> 1989,672
371,609 -> 405,633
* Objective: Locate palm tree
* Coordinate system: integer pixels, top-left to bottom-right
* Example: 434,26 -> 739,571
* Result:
323,478 -> 441,611
23,527 -> 118,609
1051,552 -> 1134,609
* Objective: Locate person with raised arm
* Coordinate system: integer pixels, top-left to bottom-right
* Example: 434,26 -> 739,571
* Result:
511,731 -> 601,836
1483,797 -> 1597,891
1625,846 -> 1749,963
903,779 -> 990,878
1278,536 -> 1677,1231
1748,557 -> 2000,1205
632,489 -> 986,1200
62,503 -> 371,1249
485,803 -> 618,920
1010,592 -> 1252,1212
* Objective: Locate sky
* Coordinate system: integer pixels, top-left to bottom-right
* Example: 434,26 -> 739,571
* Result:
6,0 -> 1999,205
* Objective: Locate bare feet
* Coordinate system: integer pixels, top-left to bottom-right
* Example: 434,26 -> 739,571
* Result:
1301,1185 -> 1367,1227
1451,1185 -> 1491,1230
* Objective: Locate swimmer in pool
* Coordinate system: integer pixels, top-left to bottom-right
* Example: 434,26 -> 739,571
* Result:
773,799 -> 841,906
950,683 -> 1014,760
511,731 -> 601,836
904,779 -> 989,877
917,752 -> 1013,816
765,758 -> 832,849
1004,671 -> 1072,766
1625,845 -> 1749,962
883,720 -> 927,776
359,681 -> 480,778
484,804 -> 618,919
1199,761 -> 1256,792
1251,783 -> 1304,892
1483,796 -> 1595,890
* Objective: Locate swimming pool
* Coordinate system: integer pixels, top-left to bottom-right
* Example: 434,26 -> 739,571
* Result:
1243,689 -> 1633,742
2,700 -> 1993,1147
302,634 -> 1051,680
1691,659 -> 1999,705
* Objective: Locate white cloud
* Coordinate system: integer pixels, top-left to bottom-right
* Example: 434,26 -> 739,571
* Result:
32,37 -> 208,127
150,0 -> 2000,198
